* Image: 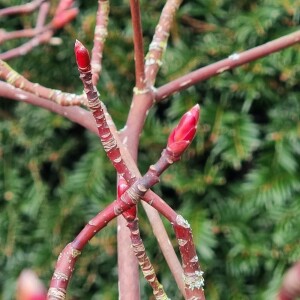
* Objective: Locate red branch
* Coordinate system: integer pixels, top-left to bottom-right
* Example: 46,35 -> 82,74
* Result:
75,40 -> 137,184
0,0 -> 78,60
129,0 -> 146,90
48,110 -> 199,297
0,60 -> 87,106
0,0 -> 45,17
145,0 -> 183,86
155,29 -> 300,101
118,178 -> 169,299
36,1 -> 50,29
0,29 -> 54,61
0,2 -> 49,44
91,0 -> 110,86
0,81 -> 96,133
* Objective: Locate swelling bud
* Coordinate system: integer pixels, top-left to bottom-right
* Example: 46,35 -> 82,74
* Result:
74,40 -> 91,70
52,8 -> 78,29
167,104 -> 200,157
16,269 -> 47,300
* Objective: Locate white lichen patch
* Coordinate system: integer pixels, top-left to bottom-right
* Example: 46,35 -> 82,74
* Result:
53,271 -> 68,281
177,238 -> 188,246
133,86 -> 150,95
113,156 -> 122,163
145,58 -> 156,66
95,25 -> 108,37
137,184 -> 147,193
126,188 -> 140,204
71,247 -> 81,258
102,138 -> 117,152
179,79 -> 192,87
88,218 -> 96,226
122,136 -> 128,145
216,66 -> 230,74
156,293 -> 171,300
47,287 -> 66,300
114,205 -> 123,215
176,215 -> 190,228
190,255 -> 199,263
184,270 -> 205,291
228,53 -> 240,61
16,93 -> 28,100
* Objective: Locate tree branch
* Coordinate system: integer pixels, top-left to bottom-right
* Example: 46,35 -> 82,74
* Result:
145,0 -> 183,86
129,0 -> 146,90
155,29 -> 300,101
91,0 -> 110,86
0,0 -> 45,17
0,81 -> 96,133
0,0 -> 78,60
0,60 -> 87,105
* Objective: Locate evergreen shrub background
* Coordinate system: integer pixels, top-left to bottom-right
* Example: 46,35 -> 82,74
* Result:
0,0 -> 300,299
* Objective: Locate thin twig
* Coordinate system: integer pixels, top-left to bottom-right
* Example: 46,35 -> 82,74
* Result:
91,0 -> 110,86
145,0 -> 183,86
0,81 -> 95,132
36,1 -> 50,29
0,60 -> 87,106
155,29 -> 300,101
118,178 -> 169,300
75,40 -> 137,184
0,0 -> 78,60
121,3 -> 147,295
0,28 -> 44,44
0,29 -> 53,61
129,0 -> 146,90
0,0 -> 45,17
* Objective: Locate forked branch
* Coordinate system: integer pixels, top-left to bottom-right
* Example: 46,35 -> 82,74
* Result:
48,105 -> 204,299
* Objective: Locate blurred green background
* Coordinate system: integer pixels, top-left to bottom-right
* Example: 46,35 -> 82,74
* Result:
1,0 -> 300,299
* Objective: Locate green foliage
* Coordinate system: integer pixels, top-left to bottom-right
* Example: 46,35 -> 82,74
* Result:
1,0 -> 300,299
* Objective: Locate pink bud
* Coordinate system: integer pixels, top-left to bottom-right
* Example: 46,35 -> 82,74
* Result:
167,104 -> 200,156
118,177 -> 137,222
16,269 -> 47,300
74,40 -> 91,70
117,177 -> 129,199
52,8 -> 78,29
278,262 -> 300,300
31,294 -> 47,300
55,0 -> 74,16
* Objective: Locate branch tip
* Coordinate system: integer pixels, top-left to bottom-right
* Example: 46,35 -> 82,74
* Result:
167,104 -> 200,156
74,40 -> 91,69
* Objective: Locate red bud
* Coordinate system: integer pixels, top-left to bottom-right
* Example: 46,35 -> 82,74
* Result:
117,177 -> 129,199
52,8 -> 78,29
31,294 -> 47,300
16,269 -> 47,300
55,0 -> 75,16
167,104 -> 200,156
74,40 -> 91,70
118,177 -> 137,222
